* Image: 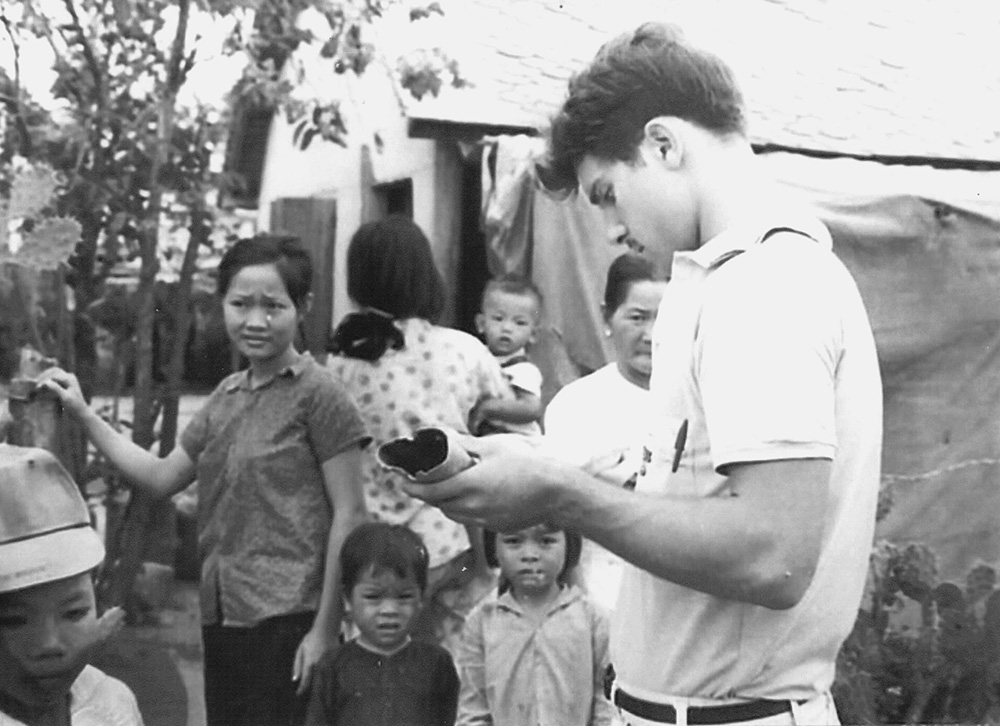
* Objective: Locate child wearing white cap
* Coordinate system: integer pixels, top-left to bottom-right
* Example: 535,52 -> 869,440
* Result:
0,443 -> 143,726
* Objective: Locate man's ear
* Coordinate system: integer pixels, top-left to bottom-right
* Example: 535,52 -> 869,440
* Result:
474,312 -> 486,335
643,118 -> 683,169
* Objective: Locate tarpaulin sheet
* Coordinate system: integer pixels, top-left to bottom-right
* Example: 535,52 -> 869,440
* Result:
484,140 -> 1000,583
771,154 -> 1000,584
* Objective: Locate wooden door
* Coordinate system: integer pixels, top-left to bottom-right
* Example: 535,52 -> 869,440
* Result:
270,198 -> 337,357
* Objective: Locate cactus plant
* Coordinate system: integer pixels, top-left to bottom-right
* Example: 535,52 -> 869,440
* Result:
835,548 -> 1000,724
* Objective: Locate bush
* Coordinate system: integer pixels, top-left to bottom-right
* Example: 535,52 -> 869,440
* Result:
834,542 -> 1000,724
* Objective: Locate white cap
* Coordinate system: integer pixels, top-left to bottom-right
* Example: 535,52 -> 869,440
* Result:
0,443 -> 105,593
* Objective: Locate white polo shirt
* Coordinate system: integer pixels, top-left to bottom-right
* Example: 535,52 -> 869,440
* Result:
610,215 -> 883,702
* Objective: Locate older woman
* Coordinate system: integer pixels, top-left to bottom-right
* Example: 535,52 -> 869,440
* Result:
543,253 -> 667,611
326,215 -> 511,646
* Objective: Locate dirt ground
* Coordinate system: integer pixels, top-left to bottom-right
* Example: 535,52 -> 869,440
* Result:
93,578 -> 205,726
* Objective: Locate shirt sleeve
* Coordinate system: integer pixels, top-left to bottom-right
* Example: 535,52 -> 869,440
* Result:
102,678 -> 145,726
307,371 -> 371,463
455,605 -> 494,726
179,384 -> 224,462
506,361 -> 543,397
434,647 -> 461,726
696,240 -> 839,471
70,669 -> 145,726
588,601 -> 617,726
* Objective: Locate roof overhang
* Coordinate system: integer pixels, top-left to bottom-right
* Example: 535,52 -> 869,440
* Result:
753,143 -> 1000,172
407,111 -> 1000,172
407,116 -> 539,143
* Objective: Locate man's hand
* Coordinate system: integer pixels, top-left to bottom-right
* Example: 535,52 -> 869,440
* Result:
403,434 -> 559,532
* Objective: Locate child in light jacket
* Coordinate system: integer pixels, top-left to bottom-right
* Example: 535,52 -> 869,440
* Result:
455,524 -> 617,726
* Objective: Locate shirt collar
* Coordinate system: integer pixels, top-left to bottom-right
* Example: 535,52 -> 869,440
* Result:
351,635 -> 412,658
495,348 -> 528,365
398,317 -> 431,334
679,211 -> 832,272
225,352 -> 312,393
496,583 -> 582,616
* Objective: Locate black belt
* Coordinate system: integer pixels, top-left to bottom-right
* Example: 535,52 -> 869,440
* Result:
614,688 -> 792,725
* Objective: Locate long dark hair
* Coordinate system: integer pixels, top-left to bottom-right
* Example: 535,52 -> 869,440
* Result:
346,215 -> 445,322
330,216 -> 446,361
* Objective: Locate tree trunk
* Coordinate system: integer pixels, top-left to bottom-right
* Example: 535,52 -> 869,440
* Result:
14,266 -> 48,355
68,204 -> 108,399
95,0 -> 196,608
96,230 -> 163,610
158,202 -> 207,456
5,350 -> 79,473
97,89 -> 181,611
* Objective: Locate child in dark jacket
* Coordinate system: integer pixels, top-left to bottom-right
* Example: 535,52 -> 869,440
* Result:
305,522 -> 459,726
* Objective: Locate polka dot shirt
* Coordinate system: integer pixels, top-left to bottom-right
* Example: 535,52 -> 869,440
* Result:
327,317 -> 511,567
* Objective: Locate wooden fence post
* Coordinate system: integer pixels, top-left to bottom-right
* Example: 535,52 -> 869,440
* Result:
4,347 -> 80,475
7,379 -> 60,449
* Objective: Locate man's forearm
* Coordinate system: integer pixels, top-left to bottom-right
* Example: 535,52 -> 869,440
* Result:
543,458 -> 827,609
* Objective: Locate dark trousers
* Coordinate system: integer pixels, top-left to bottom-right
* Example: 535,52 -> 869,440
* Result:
202,612 -> 314,726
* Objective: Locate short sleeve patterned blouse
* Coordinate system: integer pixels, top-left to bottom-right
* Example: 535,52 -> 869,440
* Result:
326,317 -> 511,567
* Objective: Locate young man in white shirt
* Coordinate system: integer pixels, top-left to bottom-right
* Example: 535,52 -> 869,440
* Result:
408,21 -> 882,726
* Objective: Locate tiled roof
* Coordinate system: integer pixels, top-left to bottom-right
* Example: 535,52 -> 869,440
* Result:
412,0 -> 1000,162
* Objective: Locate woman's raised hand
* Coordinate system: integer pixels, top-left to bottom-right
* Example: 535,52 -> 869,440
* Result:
36,367 -> 89,417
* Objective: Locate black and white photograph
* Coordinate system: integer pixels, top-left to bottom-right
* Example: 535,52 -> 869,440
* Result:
1,1 -> 999,724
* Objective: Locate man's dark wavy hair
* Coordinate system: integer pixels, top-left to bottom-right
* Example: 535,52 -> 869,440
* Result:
542,22 -> 746,194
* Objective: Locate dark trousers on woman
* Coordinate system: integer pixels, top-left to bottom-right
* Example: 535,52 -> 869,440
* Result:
202,612 -> 314,726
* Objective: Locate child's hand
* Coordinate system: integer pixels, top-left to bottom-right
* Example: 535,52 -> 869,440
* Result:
468,396 -> 492,434
89,606 -> 126,649
71,606 -> 126,666
36,367 -> 89,418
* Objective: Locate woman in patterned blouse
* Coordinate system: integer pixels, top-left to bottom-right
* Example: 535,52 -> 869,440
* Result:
327,215 -> 513,649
